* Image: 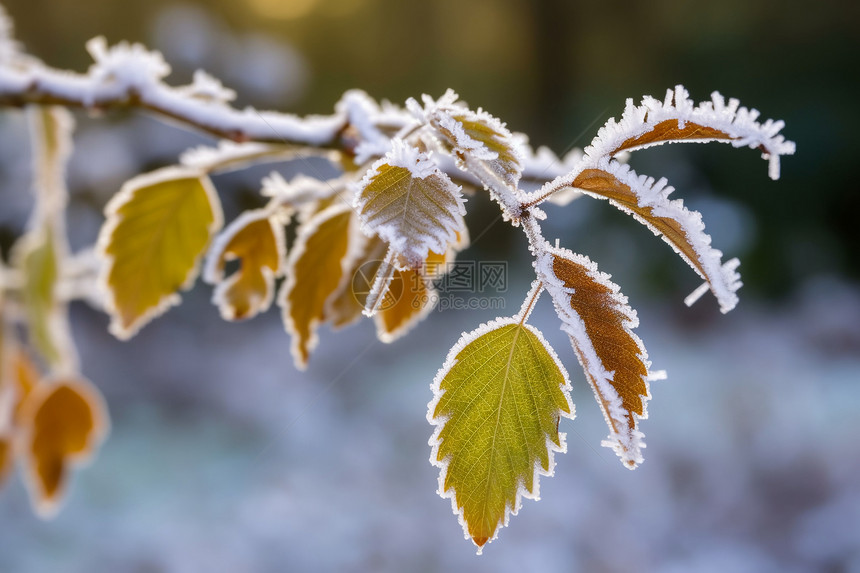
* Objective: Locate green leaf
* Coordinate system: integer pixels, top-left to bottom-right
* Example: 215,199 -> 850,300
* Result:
98,167 -> 223,339
14,229 -> 60,365
428,317 -> 573,551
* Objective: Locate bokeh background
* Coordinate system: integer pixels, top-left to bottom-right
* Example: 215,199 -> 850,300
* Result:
1,0 -> 859,571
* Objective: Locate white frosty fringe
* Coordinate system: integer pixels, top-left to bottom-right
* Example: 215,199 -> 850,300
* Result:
15,375 -> 110,520
536,244 -> 652,469
362,247 -> 397,318
179,141 -> 309,173
202,208 -> 286,321
374,280 -> 438,343
383,138 -> 438,179
17,106 -> 80,374
410,89 -> 525,217
260,172 -> 346,209
277,203 -> 364,370
427,316 -> 575,552
96,167 -> 224,340
352,140 -> 466,269
584,84 -> 796,180
336,89 -> 398,163
0,37 -> 347,145
564,157 -> 742,313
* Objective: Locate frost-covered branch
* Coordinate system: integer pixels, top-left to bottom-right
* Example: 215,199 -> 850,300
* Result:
0,38 -> 348,145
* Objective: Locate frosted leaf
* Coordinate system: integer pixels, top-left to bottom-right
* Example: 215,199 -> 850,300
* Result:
203,209 -> 285,321
86,36 -> 171,89
180,141 -> 286,172
415,90 -> 524,213
352,140 -> 466,270
261,172 -> 345,210
278,204 -> 363,369
537,245 -> 652,468
585,85 -> 796,180
428,316 -> 573,550
571,157 -> 742,313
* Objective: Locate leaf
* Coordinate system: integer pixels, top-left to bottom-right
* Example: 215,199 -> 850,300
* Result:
375,266 -> 436,343
279,203 -> 358,369
11,347 -> 39,424
352,140 -> 465,269
0,436 -> 11,487
13,229 -> 61,365
324,234 -> 388,330
98,167 -> 224,339
423,91 -> 524,189
428,317 -> 573,551
572,158 -> 741,313
585,85 -> 796,180
204,210 -> 285,321
18,376 -> 109,518
540,246 -> 651,468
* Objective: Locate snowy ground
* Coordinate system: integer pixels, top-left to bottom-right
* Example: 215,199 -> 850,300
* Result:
1,274 -> 858,573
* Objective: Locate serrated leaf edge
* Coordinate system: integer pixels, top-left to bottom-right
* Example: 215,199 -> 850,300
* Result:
427,316 -> 575,551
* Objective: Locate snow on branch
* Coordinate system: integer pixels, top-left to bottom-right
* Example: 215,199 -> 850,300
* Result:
0,36 -> 347,145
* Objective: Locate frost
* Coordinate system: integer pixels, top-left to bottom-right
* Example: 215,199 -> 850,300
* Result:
537,245 -> 652,468
86,36 -> 171,91
585,84 -> 796,180
427,316 -> 574,550
178,69 -> 236,103
352,140 -> 466,269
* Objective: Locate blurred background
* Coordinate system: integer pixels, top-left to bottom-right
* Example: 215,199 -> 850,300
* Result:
1,0 -> 858,571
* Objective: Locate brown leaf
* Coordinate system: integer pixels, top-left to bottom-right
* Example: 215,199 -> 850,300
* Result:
544,247 -> 650,468
613,119 -> 734,154
572,159 -> 741,313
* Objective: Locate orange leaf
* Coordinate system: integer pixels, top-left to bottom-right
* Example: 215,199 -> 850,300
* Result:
19,377 -> 109,518
542,246 -> 651,468
205,210 -> 285,321
572,159 -> 741,313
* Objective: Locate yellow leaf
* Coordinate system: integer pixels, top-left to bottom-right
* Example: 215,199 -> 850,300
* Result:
543,247 -> 651,468
429,317 -> 573,551
204,210 -> 285,321
98,167 -> 223,339
324,234 -> 388,330
279,203 -> 358,369
18,376 -> 109,518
